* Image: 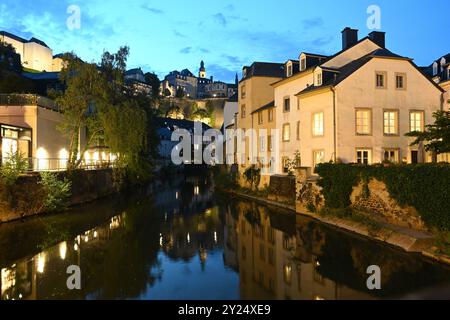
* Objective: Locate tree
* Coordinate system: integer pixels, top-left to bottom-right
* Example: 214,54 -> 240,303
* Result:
144,72 -> 161,97
406,110 -> 450,162
56,47 -> 151,177
0,41 -> 36,93
0,41 -> 22,73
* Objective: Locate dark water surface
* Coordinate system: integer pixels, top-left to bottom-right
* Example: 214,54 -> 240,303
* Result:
1,174 -> 449,300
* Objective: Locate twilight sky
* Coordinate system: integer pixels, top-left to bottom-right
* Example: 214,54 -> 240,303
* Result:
0,0 -> 449,82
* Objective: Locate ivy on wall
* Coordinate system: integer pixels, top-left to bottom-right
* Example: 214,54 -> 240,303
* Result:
316,163 -> 450,231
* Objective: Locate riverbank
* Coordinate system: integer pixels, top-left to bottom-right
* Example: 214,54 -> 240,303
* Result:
225,189 -> 450,266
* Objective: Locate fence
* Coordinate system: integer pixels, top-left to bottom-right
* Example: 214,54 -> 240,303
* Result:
1,157 -> 114,172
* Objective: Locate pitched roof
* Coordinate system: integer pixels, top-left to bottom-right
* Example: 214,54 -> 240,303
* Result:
251,100 -> 275,114
0,31 -> 49,48
297,49 -> 415,96
242,62 -> 285,80
28,37 -> 49,48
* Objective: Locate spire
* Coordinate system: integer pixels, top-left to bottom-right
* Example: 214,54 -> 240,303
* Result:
200,60 -> 205,71
235,73 -> 238,86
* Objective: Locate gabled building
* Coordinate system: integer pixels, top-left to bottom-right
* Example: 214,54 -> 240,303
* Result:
273,27 -> 445,175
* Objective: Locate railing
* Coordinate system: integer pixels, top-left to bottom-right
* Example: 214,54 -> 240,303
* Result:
0,94 -> 60,112
1,157 -> 114,172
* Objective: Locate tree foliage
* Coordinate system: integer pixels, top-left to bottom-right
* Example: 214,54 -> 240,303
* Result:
144,72 -> 161,97
406,111 -> 450,159
56,47 -> 156,179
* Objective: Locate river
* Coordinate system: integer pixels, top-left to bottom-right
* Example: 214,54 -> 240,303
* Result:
1,173 -> 449,300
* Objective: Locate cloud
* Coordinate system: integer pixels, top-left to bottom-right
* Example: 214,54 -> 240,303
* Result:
173,30 -> 186,38
301,17 -> 324,29
141,5 -> 164,14
224,4 -> 235,11
222,54 -> 242,64
200,48 -> 210,53
207,63 -> 238,83
213,13 -> 227,27
310,36 -> 334,48
179,47 -> 192,54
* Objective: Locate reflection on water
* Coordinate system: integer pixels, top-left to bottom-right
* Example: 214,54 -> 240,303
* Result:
0,174 -> 449,300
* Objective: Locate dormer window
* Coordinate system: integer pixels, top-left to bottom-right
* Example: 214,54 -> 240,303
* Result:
300,58 -> 306,71
316,73 -> 323,86
433,62 -> 438,76
287,63 -> 293,77
243,69 -> 247,78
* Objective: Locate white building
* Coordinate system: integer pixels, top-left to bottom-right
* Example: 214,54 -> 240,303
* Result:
0,31 -> 62,72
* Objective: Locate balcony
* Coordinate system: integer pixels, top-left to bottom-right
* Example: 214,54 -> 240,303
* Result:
0,94 -> 60,112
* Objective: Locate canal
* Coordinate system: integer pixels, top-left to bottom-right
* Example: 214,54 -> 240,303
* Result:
1,173 -> 449,300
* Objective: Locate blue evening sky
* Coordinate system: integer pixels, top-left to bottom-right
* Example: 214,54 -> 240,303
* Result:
0,0 -> 448,82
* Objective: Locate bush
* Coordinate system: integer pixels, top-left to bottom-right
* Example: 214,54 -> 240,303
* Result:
243,165 -> 261,190
316,163 -> 450,231
0,151 -> 28,186
39,172 -> 72,212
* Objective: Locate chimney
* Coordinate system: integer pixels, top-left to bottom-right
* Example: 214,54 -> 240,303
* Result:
341,27 -> 359,50
368,31 -> 386,48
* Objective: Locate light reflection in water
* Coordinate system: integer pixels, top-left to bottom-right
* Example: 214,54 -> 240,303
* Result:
0,175 -> 449,300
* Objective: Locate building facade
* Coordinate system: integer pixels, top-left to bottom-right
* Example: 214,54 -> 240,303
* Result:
270,28 -> 444,175
163,61 -> 237,99
0,31 -> 62,72
236,62 -> 285,186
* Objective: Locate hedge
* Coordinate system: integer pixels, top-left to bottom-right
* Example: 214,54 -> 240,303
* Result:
316,163 -> 450,231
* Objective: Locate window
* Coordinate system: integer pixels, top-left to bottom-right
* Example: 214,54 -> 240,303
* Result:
300,58 -> 306,71
296,121 -> 300,140
268,109 -> 274,122
260,136 -> 266,152
410,111 -> 424,132
376,72 -> 387,88
283,123 -> 290,142
284,264 -> 292,284
313,150 -> 325,172
355,109 -> 371,135
356,148 -> 372,165
317,73 -> 323,86
287,64 -> 293,77
241,104 -> 246,118
312,112 -> 324,136
259,244 -> 265,261
284,97 -> 290,112
432,62 -> 438,76
384,148 -> 400,163
268,135 -> 273,152
258,111 -> 263,125
268,247 -> 274,265
396,73 -> 406,90
282,157 -> 289,173
241,85 -> 246,99
384,110 -> 399,135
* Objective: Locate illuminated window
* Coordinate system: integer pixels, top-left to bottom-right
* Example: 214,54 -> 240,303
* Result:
356,109 -> 371,135
313,150 -> 325,172
410,111 -> 424,132
384,110 -> 398,135
312,112 -> 324,136
284,264 -> 292,284
283,123 -> 290,142
383,149 -> 399,163
356,148 -> 372,165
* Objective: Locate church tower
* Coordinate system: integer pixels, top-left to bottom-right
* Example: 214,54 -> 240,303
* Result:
199,60 -> 206,79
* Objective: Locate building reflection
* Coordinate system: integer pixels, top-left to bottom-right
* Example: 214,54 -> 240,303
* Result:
225,200 -> 450,300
